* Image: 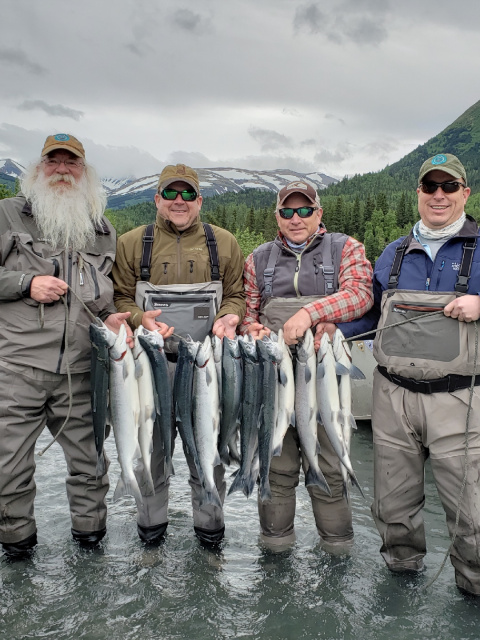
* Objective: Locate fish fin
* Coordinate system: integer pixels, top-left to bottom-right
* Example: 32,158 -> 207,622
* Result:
316,410 -> 324,425
335,362 -> 350,376
213,450 -> 222,467
278,368 -> 288,386
228,472 -> 244,496
315,439 -> 322,455
317,362 -> 325,379
350,473 -> 366,499
113,475 -> 144,506
134,359 -> 143,379
305,365 -> 312,385
290,412 -> 295,428
95,452 -> 107,479
259,479 -> 272,503
349,414 -> 358,431
349,364 -> 366,380
305,467 -> 331,496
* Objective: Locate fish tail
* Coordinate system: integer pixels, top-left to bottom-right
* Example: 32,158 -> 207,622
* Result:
350,473 -> 366,499
228,471 -> 245,496
259,478 -> 272,503
95,452 -> 107,479
305,467 -> 332,496
203,488 -> 223,509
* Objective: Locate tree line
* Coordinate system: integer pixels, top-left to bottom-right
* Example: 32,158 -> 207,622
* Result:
2,180 -> 480,266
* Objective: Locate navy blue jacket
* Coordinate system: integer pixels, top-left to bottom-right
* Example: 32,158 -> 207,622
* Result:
338,215 -> 480,339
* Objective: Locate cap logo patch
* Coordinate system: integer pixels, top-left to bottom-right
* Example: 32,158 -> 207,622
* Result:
54,134 -> 70,142
431,154 -> 447,166
286,181 -> 307,191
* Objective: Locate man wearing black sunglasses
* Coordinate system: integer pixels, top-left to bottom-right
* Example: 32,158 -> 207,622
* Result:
112,163 -> 245,547
345,153 -> 480,597
240,180 -> 373,550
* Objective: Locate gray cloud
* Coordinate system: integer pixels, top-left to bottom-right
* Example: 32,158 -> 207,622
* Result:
0,48 -> 47,74
294,2 -> 388,45
314,145 -> 352,165
248,127 -> 293,153
325,113 -> 346,126
17,100 -> 84,121
172,9 -> 206,33
166,150 -> 217,168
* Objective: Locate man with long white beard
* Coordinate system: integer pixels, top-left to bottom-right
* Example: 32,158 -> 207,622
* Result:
0,133 -> 130,558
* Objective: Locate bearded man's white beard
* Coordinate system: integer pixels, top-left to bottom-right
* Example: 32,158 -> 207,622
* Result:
21,165 -> 107,252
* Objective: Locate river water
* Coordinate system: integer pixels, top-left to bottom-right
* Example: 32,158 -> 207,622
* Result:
1,423 -> 479,640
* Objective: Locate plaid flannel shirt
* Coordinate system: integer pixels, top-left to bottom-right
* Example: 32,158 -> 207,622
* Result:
239,230 -> 373,333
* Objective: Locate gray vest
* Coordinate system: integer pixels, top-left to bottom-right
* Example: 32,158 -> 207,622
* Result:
252,232 -> 347,331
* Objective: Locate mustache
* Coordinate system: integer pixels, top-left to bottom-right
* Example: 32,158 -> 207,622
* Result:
48,173 -> 76,186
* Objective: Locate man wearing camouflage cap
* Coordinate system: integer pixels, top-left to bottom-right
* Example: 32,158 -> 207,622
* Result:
347,153 -> 480,596
112,163 -> 245,547
0,133 -> 131,557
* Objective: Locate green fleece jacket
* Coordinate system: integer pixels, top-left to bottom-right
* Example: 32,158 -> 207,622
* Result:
112,215 -> 245,328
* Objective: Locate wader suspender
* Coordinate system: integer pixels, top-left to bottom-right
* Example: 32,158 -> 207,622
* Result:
387,234 -> 477,292
263,234 -> 336,298
139,222 -> 220,282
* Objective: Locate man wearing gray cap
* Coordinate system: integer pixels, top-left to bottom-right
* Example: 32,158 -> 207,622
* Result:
112,163 -> 245,546
347,153 -> 480,596
240,179 -> 373,550
0,133 -> 131,557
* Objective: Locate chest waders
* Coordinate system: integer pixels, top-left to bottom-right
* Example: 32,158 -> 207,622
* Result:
259,234 -> 342,332
134,222 -> 223,355
374,233 -> 480,390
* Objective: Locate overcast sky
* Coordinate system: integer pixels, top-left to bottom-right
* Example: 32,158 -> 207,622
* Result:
1,0 -> 479,180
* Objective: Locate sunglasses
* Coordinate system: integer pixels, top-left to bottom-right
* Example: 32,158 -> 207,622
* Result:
419,180 -> 465,195
160,188 -> 197,201
278,206 -> 317,219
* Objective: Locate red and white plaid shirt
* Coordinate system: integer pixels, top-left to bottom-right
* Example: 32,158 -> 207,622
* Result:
239,229 -> 373,333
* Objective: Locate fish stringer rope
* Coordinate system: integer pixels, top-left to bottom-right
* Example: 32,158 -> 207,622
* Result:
37,286 -> 98,457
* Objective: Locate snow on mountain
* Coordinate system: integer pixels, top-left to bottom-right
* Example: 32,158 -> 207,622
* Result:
0,159 -> 25,178
0,159 -> 338,209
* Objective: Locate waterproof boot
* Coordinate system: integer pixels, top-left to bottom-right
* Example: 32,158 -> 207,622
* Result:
137,522 -> 168,545
71,527 -> 106,548
194,525 -> 225,549
2,531 -> 37,559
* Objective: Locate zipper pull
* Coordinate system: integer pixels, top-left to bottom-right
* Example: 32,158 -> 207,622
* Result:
78,255 -> 84,286
425,277 -> 430,290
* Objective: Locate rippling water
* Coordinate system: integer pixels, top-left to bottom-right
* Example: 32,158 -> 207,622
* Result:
1,423 -> 479,640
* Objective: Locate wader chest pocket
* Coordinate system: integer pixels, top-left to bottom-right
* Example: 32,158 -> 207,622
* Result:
144,292 -> 217,343
381,301 -> 460,362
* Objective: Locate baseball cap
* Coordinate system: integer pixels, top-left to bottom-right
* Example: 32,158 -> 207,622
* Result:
277,180 -> 321,208
158,164 -> 200,193
41,133 -> 85,159
418,153 -> 467,185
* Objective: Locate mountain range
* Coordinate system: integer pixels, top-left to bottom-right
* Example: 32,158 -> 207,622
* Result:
0,159 -> 337,209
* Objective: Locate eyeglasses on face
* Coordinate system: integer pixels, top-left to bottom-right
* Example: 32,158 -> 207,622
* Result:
42,158 -> 84,168
278,206 -> 317,219
160,188 -> 197,201
419,180 -> 465,195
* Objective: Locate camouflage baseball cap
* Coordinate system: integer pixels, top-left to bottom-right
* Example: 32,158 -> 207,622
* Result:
276,180 -> 321,208
418,153 -> 467,185
41,133 -> 85,158
158,164 -> 200,193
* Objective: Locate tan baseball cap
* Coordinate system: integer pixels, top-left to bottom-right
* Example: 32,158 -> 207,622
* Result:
418,153 -> 467,185
158,164 -> 200,193
277,180 -> 321,208
41,133 -> 85,159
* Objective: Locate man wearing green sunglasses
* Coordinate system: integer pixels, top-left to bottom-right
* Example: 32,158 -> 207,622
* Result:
112,163 -> 245,547
240,179 -> 373,551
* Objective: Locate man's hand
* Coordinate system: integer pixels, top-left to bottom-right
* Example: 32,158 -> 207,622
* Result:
313,322 -> 337,351
245,322 -> 271,341
105,312 -> 134,348
283,308 -> 312,346
30,276 -> 68,303
444,295 -> 480,322
213,314 -> 240,340
141,309 -> 175,338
